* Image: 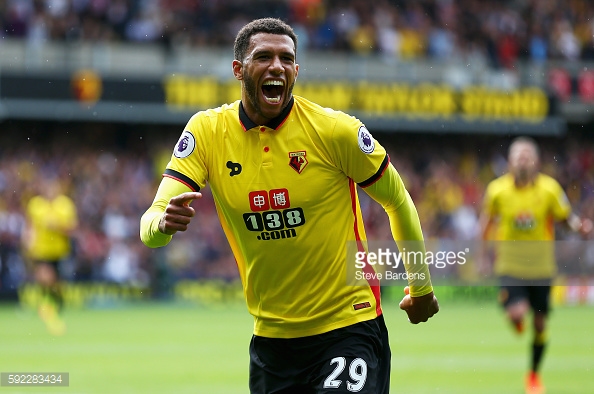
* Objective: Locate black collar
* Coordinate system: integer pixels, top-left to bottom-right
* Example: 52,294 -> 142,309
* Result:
239,96 -> 294,131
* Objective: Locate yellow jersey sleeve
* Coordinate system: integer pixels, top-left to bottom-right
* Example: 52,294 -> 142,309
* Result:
328,113 -> 389,185
546,176 -> 571,221
364,164 -> 434,297
140,177 -> 193,248
482,178 -> 498,218
164,111 -> 215,191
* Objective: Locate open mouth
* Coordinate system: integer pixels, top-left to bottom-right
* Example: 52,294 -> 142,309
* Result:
262,80 -> 285,104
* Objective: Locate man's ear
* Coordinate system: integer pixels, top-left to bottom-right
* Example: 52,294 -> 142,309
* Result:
232,60 -> 243,80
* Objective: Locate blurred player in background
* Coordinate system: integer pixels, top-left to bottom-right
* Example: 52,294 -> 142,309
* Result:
480,136 -> 592,394
24,178 -> 78,335
141,17 -> 438,393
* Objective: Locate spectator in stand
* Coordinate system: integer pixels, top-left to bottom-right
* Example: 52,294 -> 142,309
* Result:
2,0 -> 594,61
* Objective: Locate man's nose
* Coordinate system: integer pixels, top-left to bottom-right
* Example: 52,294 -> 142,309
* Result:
269,56 -> 283,73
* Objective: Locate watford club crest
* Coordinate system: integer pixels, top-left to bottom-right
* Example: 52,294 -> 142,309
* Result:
289,151 -> 308,174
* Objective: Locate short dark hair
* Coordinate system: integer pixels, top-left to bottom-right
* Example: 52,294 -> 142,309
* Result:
233,18 -> 298,62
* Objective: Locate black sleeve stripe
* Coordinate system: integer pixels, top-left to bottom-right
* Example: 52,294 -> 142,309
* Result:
358,154 -> 390,188
163,169 -> 201,192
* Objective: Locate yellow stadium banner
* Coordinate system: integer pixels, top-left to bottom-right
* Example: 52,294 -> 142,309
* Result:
163,75 -> 550,121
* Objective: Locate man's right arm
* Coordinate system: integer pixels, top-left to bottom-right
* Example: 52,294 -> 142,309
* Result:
479,212 -> 495,241
140,177 -> 201,248
479,180 -> 498,241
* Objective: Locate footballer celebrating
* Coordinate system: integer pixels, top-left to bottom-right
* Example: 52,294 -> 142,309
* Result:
480,137 -> 592,394
141,18 -> 438,393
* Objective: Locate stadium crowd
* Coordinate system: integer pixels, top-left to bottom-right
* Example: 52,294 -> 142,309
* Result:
2,0 -> 594,66
2,0 -> 594,291
0,124 -> 593,296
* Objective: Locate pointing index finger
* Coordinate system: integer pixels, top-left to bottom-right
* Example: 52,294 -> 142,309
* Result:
171,192 -> 202,206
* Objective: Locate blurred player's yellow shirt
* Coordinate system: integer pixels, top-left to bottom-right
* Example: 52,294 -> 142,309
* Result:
26,195 -> 77,261
483,173 -> 571,279
164,96 -> 391,338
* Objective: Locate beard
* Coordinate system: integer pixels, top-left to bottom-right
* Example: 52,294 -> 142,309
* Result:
514,166 -> 535,184
243,71 -> 294,121
243,73 -> 261,115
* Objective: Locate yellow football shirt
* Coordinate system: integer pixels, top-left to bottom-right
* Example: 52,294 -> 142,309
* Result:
483,172 -> 571,279
163,95 -> 391,338
25,195 -> 77,262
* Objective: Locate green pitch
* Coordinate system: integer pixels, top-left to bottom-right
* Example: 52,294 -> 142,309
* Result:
1,298 -> 593,393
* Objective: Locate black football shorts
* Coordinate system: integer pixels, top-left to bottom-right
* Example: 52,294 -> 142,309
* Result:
499,275 -> 552,314
249,314 -> 391,394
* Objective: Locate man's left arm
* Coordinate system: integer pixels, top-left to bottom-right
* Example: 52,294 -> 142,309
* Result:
565,214 -> 593,237
551,182 -> 593,237
363,163 -> 439,323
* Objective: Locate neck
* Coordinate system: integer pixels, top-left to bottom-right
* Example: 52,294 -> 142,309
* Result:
514,174 -> 535,188
239,96 -> 294,130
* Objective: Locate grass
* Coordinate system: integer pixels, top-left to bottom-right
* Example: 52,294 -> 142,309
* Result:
1,297 -> 593,393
